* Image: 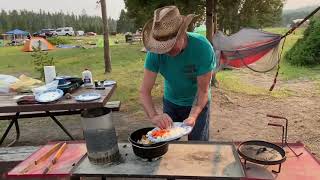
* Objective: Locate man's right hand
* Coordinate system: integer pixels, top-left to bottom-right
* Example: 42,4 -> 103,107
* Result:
151,113 -> 173,129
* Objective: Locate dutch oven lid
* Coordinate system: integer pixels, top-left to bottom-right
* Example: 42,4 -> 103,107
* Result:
237,140 -> 286,165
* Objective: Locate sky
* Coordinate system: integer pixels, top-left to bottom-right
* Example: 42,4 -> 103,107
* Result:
0,0 -> 319,19
0,0 -> 125,19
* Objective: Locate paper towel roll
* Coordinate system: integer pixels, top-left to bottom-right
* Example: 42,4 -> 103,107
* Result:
44,66 -> 56,84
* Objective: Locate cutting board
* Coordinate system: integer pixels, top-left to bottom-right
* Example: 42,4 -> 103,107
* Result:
7,141 -> 86,178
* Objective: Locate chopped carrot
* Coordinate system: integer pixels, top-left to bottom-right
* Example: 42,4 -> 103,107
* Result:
152,129 -> 169,137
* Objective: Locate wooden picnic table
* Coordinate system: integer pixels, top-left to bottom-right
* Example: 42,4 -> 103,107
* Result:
0,85 -> 116,147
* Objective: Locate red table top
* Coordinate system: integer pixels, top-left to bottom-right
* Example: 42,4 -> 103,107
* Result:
242,142 -> 320,180
7,141 -> 86,178
6,141 -> 320,179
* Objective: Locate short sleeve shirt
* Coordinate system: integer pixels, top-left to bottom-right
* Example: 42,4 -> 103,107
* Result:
144,32 -> 216,106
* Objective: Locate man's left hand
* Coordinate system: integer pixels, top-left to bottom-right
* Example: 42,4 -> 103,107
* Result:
183,117 -> 196,127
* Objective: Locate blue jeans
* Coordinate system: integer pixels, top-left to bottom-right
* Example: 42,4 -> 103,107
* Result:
163,98 -> 210,141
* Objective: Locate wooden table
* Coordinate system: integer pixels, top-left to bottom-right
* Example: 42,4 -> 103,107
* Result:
71,142 -> 245,180
0,85 -> 116,146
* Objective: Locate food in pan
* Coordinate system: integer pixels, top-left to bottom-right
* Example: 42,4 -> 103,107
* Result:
137,135 -> 153,145
149,125 -> 187,141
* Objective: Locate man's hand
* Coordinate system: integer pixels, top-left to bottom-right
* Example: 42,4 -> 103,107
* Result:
183,116 -> 196,127
151,113 -> 173,129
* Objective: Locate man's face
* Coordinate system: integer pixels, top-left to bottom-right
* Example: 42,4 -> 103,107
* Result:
167,35 -> 185,57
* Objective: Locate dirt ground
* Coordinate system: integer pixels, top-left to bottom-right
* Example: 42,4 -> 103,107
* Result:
0,69 -> 319,161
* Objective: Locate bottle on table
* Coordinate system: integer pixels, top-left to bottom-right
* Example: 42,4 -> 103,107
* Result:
82,69 -> 94,88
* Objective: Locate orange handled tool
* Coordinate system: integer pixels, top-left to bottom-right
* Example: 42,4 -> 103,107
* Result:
21,142 -> 63,174
42,142 -> 68,174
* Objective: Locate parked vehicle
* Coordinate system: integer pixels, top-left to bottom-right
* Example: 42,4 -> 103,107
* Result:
33,29 -> 57,38
86,32 -> 97,36
42,29 -> 57,37
76,30 -> 85,36
56,27 -> 75,36
33,31 -> 46,38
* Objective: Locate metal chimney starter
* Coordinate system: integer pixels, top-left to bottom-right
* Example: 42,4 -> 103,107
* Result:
81,107 -> 120,164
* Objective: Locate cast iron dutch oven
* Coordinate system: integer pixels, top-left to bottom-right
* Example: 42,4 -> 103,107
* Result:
129,127 -> 169,161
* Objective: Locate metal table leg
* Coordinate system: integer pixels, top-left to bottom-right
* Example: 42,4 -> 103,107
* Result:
0,112 -> 20,146
46,111 -> 75,140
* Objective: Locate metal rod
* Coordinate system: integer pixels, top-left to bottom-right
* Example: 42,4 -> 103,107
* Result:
46,111 -> 74,140
7,116 -> 20,147
0,112 -> 20,146
287,142 -> 303,157
272,163 -> 282,173
281,125 -> 284,147
266,114 -> 303,157
244,160 -> 248,169
267,123 -> 284,147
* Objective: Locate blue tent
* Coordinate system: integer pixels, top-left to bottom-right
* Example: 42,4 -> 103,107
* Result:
5,29 -> 29,35
4,29 -> 29,46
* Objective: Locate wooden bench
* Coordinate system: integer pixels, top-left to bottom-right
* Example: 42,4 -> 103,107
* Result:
0,146 -> 38,179
0,101 -> 121,147
0,101 -> 121,120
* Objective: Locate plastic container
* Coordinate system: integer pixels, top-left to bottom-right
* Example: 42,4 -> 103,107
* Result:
0,75 -> 19,93
81,108 -> 120,164
82,69 -> 93,88
44,66 -> 56,84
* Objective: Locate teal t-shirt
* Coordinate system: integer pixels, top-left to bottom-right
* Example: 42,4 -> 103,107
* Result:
144,32 -> 216,106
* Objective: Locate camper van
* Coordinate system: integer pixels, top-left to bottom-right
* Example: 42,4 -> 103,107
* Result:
56,27 -> 75,36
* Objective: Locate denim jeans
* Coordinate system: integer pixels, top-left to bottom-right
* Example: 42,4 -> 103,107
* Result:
163,98 -> 210,141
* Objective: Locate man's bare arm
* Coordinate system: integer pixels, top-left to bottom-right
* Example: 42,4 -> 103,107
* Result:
140,69 -> 158,119
140,69 -> 172,129
184,71 -> 212,126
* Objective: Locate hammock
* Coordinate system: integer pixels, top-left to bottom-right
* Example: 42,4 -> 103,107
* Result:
211,6 -> 320,91
212,28 -> 282,73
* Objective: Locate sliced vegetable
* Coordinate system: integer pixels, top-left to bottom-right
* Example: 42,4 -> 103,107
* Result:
151,129 -> 169,137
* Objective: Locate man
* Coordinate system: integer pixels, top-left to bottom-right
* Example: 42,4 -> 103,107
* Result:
140,6 -> 216,141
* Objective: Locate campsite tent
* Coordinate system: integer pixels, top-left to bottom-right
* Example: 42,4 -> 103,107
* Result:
5,29 -> 29,40
22,37 -> 55,52
5,29 -> 29,36
3,29 -> 30,45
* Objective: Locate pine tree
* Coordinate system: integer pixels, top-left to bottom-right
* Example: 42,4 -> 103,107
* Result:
0,9 -> 116,34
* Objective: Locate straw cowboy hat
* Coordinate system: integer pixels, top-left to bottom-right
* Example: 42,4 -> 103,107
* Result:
142,6 -> 195,54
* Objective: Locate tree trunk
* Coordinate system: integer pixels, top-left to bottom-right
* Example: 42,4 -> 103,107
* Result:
206,0 -> 213,43
213,0 -> 217,34
100,0 -> 112,73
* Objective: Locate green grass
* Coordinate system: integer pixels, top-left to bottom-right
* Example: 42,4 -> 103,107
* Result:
274,28 -> 320,80
0,36 -> 150,112
0,29 -> 319,112
216,71 -> 292,98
